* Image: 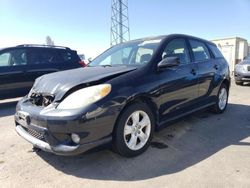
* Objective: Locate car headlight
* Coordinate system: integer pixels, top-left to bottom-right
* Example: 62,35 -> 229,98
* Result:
57,84 -> 111,110
235,65 -> 244,72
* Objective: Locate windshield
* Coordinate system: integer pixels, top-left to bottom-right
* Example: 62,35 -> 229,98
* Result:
89,39 -> 162,67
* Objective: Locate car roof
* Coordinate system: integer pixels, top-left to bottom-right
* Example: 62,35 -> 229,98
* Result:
0,45 -> 72,52
127,34 -> 215,46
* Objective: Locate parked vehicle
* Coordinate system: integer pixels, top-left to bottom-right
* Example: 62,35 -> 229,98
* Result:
234,54 -> 250,85
15,34 -> 230,157
78,54 -> 85,61
0,44 -> 84,99
78,54 -> 87,66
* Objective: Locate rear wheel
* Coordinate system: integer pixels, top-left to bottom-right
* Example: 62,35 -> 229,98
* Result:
113,103 -> 155,157
211,83 -> 228,114
235,81 -> 243,86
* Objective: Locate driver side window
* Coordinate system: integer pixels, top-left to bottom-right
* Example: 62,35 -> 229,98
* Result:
162,38 -> 190,64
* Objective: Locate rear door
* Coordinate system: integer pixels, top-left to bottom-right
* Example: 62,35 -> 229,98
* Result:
188,39 -> 218,103
0,48 -> 29,99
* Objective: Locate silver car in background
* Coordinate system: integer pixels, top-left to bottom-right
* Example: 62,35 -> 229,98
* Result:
234,55 -> 250,85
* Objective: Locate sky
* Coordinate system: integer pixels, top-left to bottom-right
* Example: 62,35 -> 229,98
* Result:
0,0 -> 250,58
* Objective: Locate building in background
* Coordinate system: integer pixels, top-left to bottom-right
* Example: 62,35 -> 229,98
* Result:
211,37 -> 249,73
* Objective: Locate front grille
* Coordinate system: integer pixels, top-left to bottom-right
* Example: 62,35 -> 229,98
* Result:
24,126 -> 45,141
29,92 -> 54,107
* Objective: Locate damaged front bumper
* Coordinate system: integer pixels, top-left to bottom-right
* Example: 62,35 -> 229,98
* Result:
15,97 -> 119,156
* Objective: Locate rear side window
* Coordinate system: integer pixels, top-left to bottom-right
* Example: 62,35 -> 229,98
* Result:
29,49 -> 61,64
189,40 -> 210,61
208,44 -> 224,58
0,49 -> 27,67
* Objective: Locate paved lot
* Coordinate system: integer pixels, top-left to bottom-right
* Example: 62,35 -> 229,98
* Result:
0,82 -> 250,188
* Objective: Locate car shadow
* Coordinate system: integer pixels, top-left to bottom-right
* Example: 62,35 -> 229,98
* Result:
0,100 -> 19,117
36,103 -> 250,181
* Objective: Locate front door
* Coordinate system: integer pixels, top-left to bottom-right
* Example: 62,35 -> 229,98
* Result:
158,38 -> 199,122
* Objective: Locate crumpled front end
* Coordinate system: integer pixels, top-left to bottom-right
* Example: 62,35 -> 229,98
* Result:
15,94 -> 118,155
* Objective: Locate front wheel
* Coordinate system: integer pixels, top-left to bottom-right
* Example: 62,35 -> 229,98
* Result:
211,83 -> 229,114
113,103 -> 155,157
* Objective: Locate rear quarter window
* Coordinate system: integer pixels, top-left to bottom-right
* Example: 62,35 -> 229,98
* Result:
59,50 -> 80,62
208,44 -> 224,58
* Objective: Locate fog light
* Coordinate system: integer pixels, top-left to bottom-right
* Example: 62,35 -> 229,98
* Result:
71,133 -> 80,144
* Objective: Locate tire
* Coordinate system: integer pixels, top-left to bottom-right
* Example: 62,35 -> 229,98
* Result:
235,81 -> 243,86
211,83 -> 229,114
113,102 -> 155,157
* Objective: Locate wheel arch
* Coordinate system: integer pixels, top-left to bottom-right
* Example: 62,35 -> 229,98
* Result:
112,95 -> 159,139
222,78 -> 230,90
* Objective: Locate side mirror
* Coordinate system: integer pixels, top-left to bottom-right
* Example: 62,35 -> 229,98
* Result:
157,56 -> 180,69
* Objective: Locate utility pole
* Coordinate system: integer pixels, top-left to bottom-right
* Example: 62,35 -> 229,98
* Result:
110,0 -> 130,46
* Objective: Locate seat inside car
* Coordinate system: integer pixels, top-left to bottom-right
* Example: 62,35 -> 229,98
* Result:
140,53 -> 152,64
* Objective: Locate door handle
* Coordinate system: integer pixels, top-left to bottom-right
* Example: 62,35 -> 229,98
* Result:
214,65 -> 219,70
191,69 -> 196,75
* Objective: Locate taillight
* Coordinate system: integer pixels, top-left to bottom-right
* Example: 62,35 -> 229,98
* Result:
79,60 -> 86,67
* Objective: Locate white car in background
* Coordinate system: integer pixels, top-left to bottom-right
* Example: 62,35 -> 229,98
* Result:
234,55 -> 250,85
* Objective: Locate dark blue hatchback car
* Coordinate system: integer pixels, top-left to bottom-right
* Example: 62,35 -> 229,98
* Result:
15,34 -> 230,157
0,45 -> 84,99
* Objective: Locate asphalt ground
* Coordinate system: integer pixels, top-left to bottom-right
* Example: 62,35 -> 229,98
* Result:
0,82 -> 250,188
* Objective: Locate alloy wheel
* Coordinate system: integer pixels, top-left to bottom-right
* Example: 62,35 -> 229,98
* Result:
123,110 -> 151,151
218,87 -> 228,110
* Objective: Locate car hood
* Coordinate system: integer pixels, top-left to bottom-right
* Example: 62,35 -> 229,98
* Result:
236,61 -> 250,70
32,66 -> 137,100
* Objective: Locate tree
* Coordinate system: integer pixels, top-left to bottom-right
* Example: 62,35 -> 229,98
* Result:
45,36 -> 54,46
